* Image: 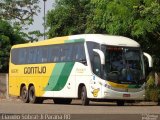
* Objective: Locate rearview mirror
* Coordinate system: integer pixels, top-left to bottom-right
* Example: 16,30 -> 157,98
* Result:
143,52 -> 153,76
143,52 -> 153,68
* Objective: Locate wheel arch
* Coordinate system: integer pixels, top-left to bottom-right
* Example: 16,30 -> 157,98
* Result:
78,83 -> 86,99
20,83 -> 26,96
28,83 -> 34,89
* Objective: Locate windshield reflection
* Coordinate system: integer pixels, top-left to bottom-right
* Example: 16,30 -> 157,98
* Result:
102,46 -> 145,84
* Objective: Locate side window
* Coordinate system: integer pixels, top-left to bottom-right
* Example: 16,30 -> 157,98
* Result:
86,42 -> 100,70
19,48 -> 27,64
93,53 -> 101,77
66,44 -> 74,61
11,42 -> 86,64
74,42 -> 86,64
60,45 -> 66,62
11,49 -> 19,64
77,43 -> 85,61
33,48 -> 38,63
53,46 -> 60,62
37,47 -> 43,63
27,47 -> 37,64
11,48 -> 27,64
48,44 -> 69,63
60,44 -> 74,62
41,46 -> 48,63
48,46 -> 53,62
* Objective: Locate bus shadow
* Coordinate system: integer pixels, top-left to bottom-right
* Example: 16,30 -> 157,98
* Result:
42,100 -> 158,106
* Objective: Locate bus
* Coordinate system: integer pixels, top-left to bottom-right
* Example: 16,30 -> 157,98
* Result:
9,34 -> 152,105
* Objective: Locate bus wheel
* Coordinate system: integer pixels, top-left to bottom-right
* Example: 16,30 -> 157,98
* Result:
29,86 -> 40,104
117,100 -> 125,106
53,98 -> 72,104
20,86 -> 29,103
81,86 -> 89,106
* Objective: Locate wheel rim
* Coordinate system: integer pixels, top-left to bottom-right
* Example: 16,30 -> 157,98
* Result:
29,89 -> 34,101
81,88 -> 85,103
21,87 -> 27,100
81,90 -> 83,99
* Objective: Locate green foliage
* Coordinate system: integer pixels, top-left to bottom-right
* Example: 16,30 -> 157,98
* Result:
0,0 -> 40,25
0,0 -> 42,41
28,30 -> 43,42
145,73 -> 160,102
146,74 -> 156,88
46,0 -> 90,37
46,0 -> 160,71
145,87 -> 160,102
0,20 -> 26,73
89,0 -> 160,71
0,1 -> 42,72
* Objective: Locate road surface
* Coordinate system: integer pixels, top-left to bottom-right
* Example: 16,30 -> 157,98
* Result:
0,98 -> 160,120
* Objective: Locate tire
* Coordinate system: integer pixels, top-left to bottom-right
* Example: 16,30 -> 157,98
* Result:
117,100 -> 125,106
53,98 -> 72,104
28,86 -> 43,104
20,86 -> 29,103
81,86 -> 89,106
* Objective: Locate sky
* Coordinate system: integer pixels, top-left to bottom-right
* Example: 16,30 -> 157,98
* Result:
28,0 -> 55,40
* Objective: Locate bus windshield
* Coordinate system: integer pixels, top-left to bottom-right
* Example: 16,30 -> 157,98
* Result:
102,45 -> 145,84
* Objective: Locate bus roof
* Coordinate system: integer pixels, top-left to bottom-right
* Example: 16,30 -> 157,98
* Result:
70,34 -> 140,47
12,34 -> 140,49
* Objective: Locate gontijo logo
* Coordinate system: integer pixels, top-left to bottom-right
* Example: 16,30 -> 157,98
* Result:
24,66 -> 46,74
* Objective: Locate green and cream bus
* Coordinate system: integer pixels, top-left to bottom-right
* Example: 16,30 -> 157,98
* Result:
9,34 -> 152,105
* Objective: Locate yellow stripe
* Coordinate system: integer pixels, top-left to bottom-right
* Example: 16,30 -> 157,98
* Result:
12,36 -> 68,48
107,81 -> 128,89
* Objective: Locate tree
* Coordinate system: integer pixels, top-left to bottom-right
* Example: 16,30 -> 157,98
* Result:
46,0 -> 90,38
0,0 -> 42,41
87,0 -> 160,71
0,0 -> 40,25
47,0 -> 160,71
0,20 -> 26,73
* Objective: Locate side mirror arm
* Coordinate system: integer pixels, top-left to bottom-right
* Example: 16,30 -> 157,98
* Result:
93,49 -> 105,65
143,52 -> 153,68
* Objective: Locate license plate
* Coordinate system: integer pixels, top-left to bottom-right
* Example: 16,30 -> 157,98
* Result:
123,94 -> 130,97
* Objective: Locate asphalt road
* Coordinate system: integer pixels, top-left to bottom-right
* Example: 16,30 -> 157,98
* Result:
0,98 -> 160,120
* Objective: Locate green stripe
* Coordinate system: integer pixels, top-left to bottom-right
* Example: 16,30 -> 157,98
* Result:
45,63 -> 65,91
65,38 -> 84,43
128,84 -> 141,88
45,62 -> 74,91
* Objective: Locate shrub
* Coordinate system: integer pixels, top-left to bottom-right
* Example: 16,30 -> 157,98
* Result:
145,73 -> 160,103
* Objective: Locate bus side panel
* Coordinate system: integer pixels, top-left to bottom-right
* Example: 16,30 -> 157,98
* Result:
9,75 -> 20,96
74,62 -> 94,98
43,62 -> 93,98
9,63 -> 21,96
43,62 -> 77,98
9,63 -> 55,97
74,64 -> 104,99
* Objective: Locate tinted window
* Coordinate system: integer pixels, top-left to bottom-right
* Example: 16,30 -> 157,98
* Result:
93,53 -> 101,77
11,42 -> 86,64
74,43 -> 86,61
86,41 -> 100,71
